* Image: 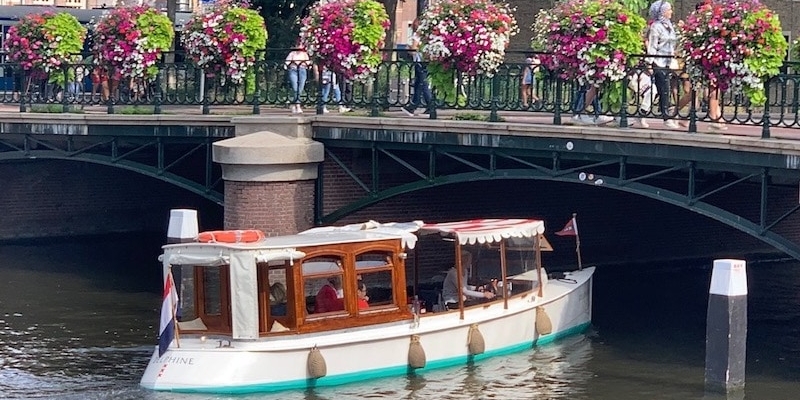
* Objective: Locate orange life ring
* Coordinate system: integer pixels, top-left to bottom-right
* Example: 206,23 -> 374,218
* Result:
197,230 -> 265,243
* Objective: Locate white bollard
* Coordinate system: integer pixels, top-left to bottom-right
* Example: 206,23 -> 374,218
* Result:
166,209 -> 199,244
705,259 -> 747,393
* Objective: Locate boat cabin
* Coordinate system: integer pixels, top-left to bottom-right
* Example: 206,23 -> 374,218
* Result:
162,227 -> 419,339
162,219 -> 550,339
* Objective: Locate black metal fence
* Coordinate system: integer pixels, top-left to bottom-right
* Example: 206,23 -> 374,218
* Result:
2,50 -> 799,137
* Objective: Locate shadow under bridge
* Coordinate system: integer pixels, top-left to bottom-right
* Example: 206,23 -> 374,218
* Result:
313,122 -> 800,261
0,131 -> 226,205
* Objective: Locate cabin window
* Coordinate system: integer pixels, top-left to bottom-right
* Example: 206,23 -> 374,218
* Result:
172,264 -> 231,333
302,256 -> 347,317
258,261 -> 294,333
203,267 -> 223,315
268,268 -> 289,317
356,251 -> 396,311
175,265 -> 196,320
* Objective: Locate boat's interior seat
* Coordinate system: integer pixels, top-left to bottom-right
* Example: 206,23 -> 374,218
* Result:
177,317 -> 208,331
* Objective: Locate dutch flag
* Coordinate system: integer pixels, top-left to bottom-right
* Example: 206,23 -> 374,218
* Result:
158,270 -> 179,357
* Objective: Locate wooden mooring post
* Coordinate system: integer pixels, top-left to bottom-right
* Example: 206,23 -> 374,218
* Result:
705,259 -> 747,394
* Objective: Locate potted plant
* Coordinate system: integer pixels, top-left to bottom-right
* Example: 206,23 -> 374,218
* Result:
4,12 -> 87,88
92,5 -> 174,83
531,0 -> 645,108
300,0 -> 389,83
415,0 -> 518,104
181,0 -> 267,91
679,0 -> 788,104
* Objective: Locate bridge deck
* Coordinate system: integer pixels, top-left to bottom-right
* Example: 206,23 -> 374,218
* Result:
2,103 -> 798,141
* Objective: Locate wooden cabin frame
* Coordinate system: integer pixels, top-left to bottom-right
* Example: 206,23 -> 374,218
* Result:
175,238 -> 414,337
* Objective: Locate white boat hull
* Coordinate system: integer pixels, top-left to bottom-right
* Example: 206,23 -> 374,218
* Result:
141,267 -> 593,393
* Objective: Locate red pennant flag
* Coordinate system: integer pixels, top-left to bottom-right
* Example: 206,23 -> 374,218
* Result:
555,217 -> 578,236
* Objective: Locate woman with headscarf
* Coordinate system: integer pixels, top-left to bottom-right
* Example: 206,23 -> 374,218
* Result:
646,0 -> 680,129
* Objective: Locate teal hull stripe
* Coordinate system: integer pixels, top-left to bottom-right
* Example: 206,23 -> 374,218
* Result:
166,322 -> 591,394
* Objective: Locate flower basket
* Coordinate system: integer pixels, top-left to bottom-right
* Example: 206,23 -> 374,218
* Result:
679,0 -> 788,104
181,0 -> 267,90
416,0 -> 518,103
3,12 -> 87,86
92,5 -> 175,82
300,0 -> 389,83
531,0 -> 645,87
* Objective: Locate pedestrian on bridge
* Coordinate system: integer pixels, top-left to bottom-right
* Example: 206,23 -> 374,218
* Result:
286,40 -> 312,114
646,0 -> 681,129
403,18 -> 433,117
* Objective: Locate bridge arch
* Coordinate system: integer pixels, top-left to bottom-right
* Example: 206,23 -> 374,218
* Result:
0,135 -> 223,204
319,169 -> 800,261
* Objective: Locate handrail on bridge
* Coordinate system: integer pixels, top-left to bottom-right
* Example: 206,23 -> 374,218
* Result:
1,49 -> 799,139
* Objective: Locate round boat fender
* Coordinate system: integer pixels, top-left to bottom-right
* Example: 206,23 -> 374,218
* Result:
307,345 -> 327,378
535,306 -> 553,335
197,230 -> 265,243
467,324 -> 485,355
408,334 -> 426,368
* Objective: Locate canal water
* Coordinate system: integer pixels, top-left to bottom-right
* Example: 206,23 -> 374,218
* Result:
1,234 -> 800,400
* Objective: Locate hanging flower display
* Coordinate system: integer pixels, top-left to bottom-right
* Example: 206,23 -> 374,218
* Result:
415,0 -> 517,103
678,0 -> 788,104
417,0 -> 517,76
531,0 -> 645,86
92,5 -> 175,81
181,0 -> 267,89
3,12 -> 86,86
300,0 -> 389,83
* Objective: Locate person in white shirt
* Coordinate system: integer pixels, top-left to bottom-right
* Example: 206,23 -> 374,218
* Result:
441,251 -> 495,308
646,0 -> 680,129
285,40 -> 312,114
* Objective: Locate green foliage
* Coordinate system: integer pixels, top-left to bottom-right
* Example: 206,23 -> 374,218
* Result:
4,12 -> 86,86
452,112 -> 503,121
600,81 -> 626,112
617,0 -> 649,14
352,0 -> 389,47
30,104 -> 83,113
230,7 -> 269,58
136,9 -> 175,79
742,10 -> 787,104
428,63 -> 466,106
42,13 -> 86,57
252,0 -> 315,57
118,105 -> 156,114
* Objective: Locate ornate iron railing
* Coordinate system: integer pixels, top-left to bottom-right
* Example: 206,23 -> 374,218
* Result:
1,50 -> 798,138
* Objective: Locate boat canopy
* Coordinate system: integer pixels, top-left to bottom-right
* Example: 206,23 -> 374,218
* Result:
419,219 -> 546,245
299,220 -> 424,249
159,248 -> 306,266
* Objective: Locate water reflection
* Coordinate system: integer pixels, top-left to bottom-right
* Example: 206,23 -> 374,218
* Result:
3,237 -> 800,399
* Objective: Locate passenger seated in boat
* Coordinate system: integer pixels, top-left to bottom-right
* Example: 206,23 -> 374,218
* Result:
269,282 -> 287,316
357,282 -> 369,310
442,251 -> 496,308
314,277 -> 345,313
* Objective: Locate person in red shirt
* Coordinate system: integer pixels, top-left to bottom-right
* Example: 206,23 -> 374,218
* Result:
314,277 -> 344,313
357,282 -> 369,310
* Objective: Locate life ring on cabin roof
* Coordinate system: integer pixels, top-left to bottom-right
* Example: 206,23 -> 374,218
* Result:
197,230 -> 266,243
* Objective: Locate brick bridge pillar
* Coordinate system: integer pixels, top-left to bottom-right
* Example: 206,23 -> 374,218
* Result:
213,128 -> 323,236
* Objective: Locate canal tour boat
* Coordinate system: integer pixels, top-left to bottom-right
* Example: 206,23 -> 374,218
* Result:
140,215 -> 595,394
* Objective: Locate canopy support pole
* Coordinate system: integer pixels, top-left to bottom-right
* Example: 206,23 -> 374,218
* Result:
455,242 -> 465,320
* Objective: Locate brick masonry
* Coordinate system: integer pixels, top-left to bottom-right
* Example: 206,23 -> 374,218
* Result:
223,180 -> 316,236
0,160 -> 222,240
